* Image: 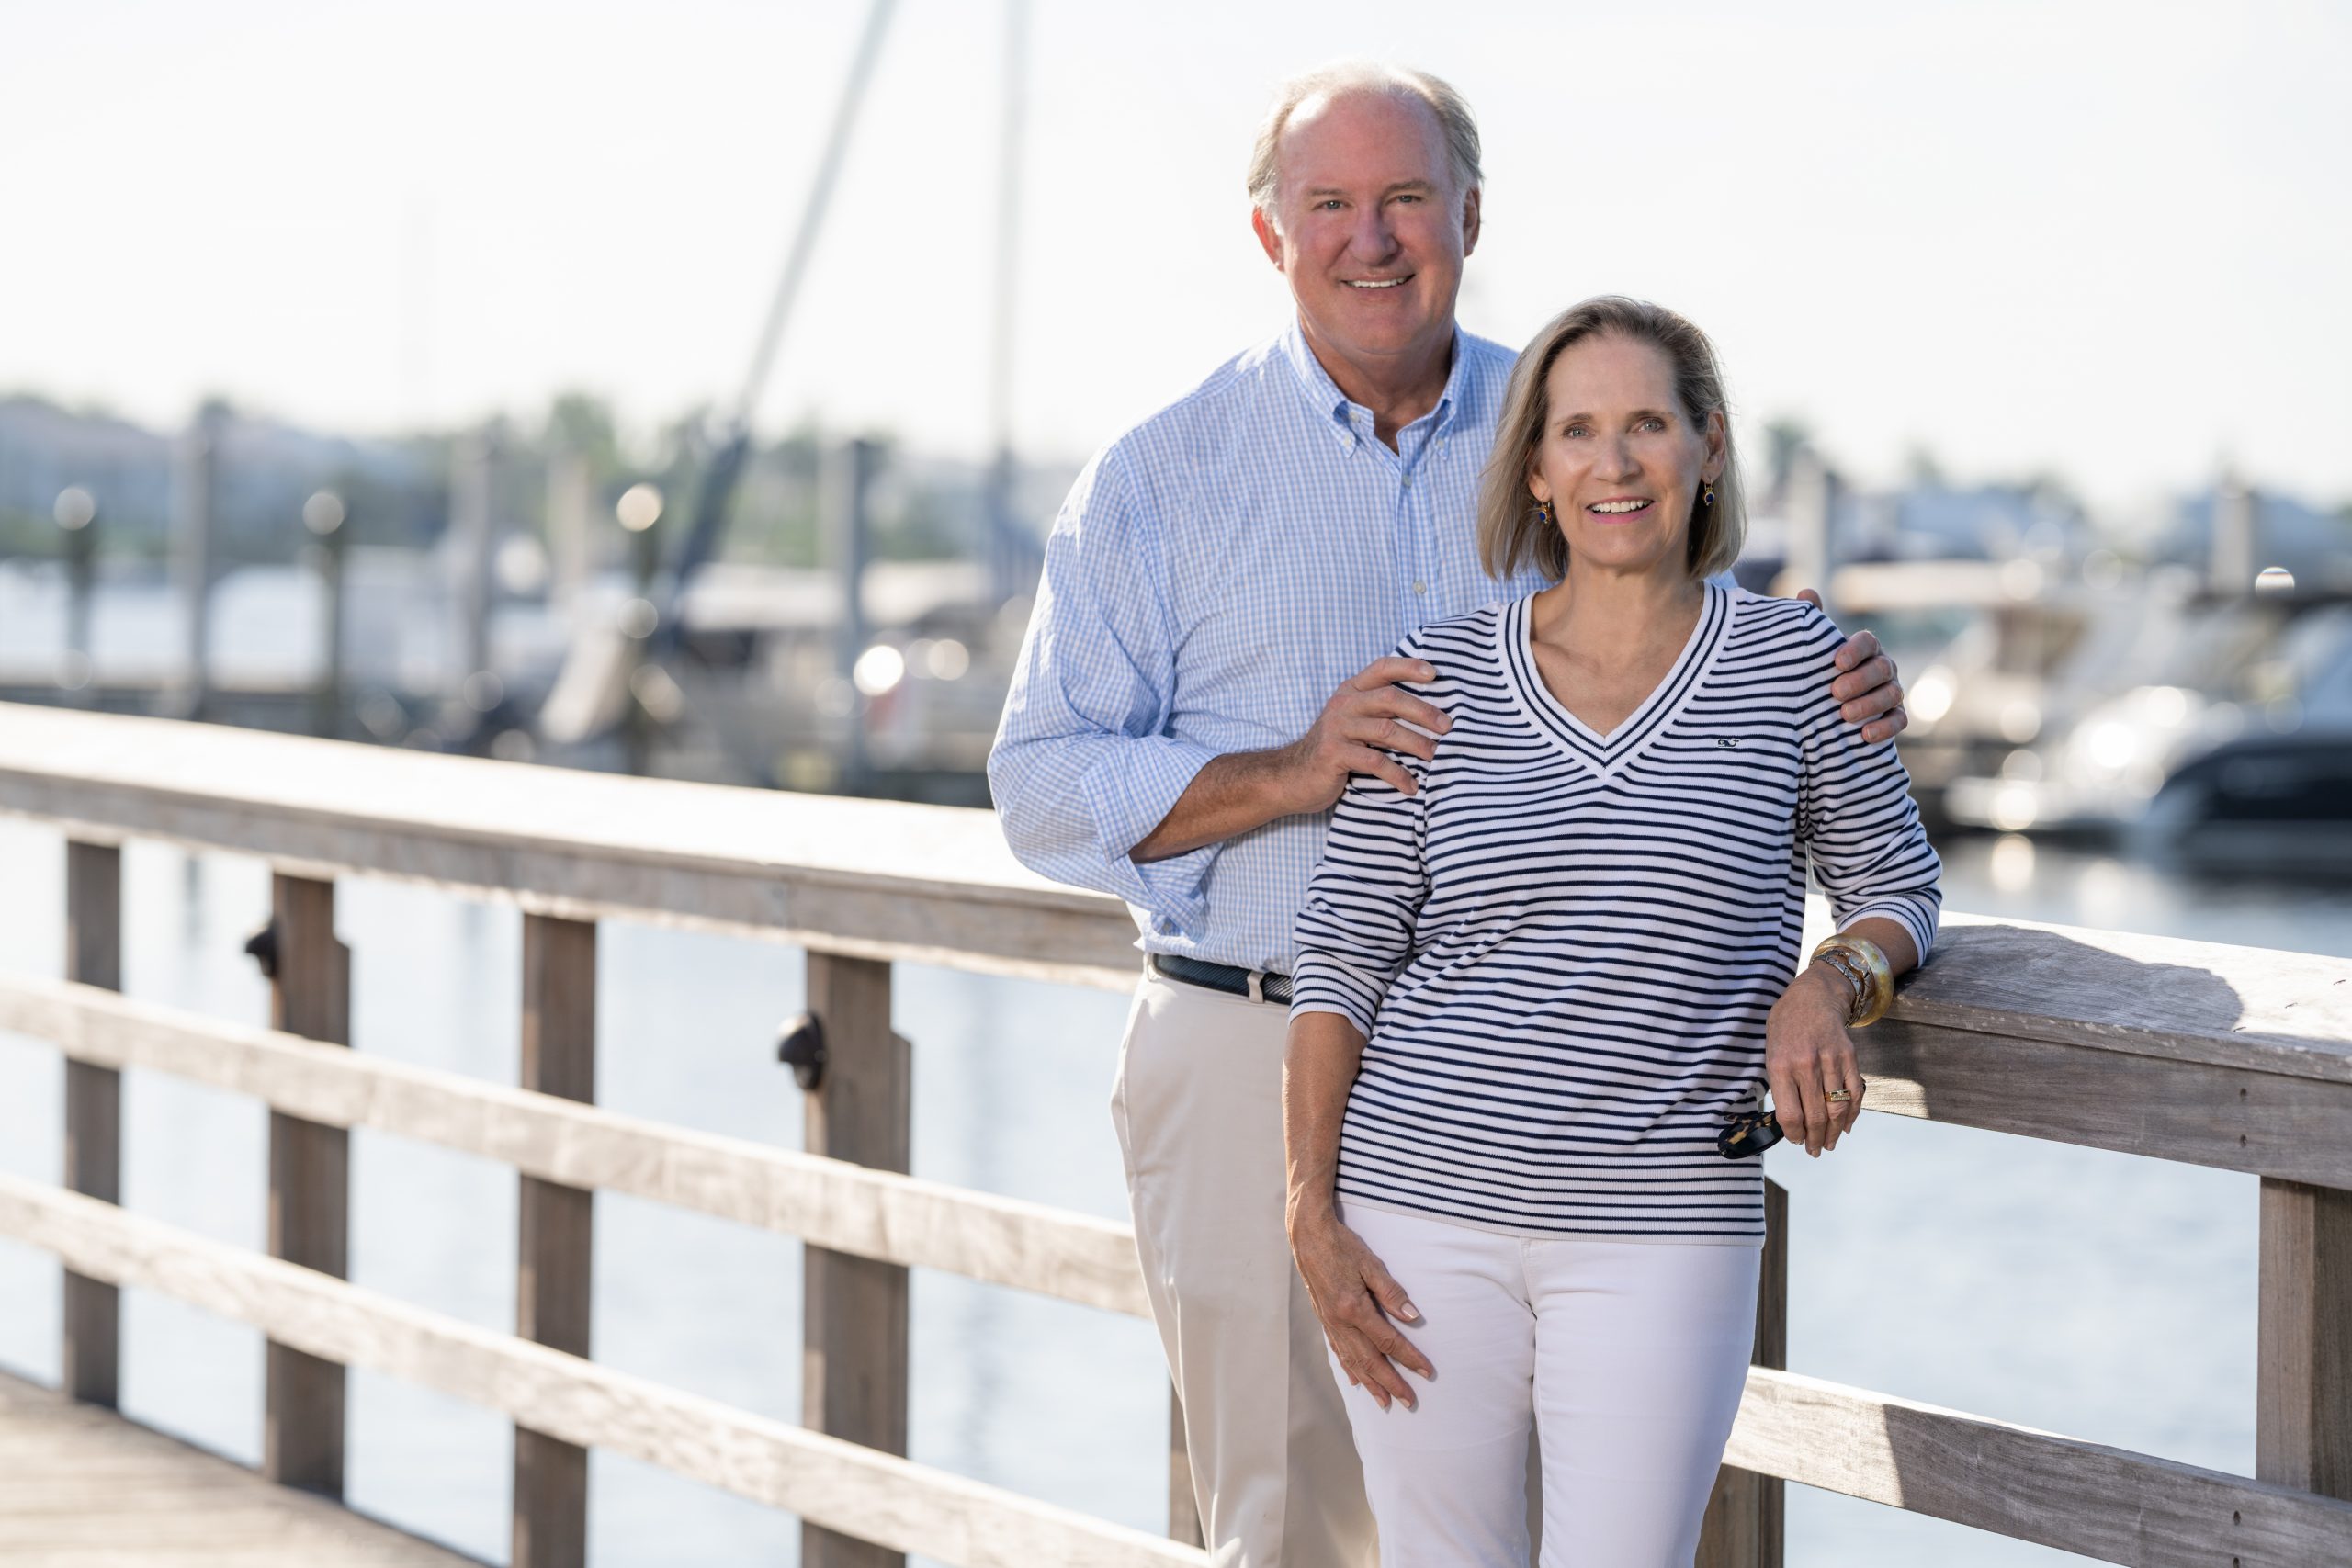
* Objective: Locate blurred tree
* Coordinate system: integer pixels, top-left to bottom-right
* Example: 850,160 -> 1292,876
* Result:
1760,417 -> 1814,499
0,504 -> 55,558
871,484 -> 960,560
727,423 -> 822,567
543,391 -> 627,487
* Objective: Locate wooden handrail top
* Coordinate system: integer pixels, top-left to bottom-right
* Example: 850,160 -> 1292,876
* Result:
0,702 -> 1139,986
1903,913 -> 2352,1085
0,704 -> 1062,908
2,703 -> 2347,1085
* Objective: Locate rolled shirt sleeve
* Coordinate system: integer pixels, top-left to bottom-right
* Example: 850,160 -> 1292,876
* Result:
988,447 -> 1219,926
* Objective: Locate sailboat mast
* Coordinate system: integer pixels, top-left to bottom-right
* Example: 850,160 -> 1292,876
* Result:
984,0 -> 1031,604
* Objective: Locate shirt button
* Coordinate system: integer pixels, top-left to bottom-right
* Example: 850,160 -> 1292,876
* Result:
1401,473 -> 1413,488
1413,581 -> 1427,595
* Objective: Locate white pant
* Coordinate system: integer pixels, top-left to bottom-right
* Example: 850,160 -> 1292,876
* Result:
1111,971 -> 1374,1566
1331,1203 -> 1759,1568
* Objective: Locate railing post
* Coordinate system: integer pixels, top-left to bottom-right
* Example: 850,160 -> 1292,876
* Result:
2257,1177 -> 2352,1500
263,872 -> 350,1497
801,953 -> 910,1568
1697,1175 -> 1787,1568
1169,1382 -> 1203,1546
61,839 -> 122,1407
514,914 -> 597,1568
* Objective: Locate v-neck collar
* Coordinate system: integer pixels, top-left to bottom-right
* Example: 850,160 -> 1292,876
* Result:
1501,581 -> 1733,782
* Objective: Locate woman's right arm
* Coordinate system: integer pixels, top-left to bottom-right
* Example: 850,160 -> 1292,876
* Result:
1284,1010 -> 1430,1411
1284,662 -> 1442,1410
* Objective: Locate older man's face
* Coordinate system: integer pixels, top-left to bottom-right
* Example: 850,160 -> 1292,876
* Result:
1254,89 -> 1480,379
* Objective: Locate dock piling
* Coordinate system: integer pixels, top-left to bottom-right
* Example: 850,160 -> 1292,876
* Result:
514,913 -> 598,1568
167,405 -> 226,720
825,439 -> 880,795
1697,1177 -> 1788,1566
61,840 -> 121,1408
2258,1178 -> 2352,1502
262,873 -> 351,1498
304,491 -> 350,739
800,952 -> 911,1568
54,488 -> 98,701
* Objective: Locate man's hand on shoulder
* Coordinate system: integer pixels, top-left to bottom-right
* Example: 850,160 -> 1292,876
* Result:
1276,655 -> 1453,810
1792,587 -> 1907,745
1127,656 -> 1451,865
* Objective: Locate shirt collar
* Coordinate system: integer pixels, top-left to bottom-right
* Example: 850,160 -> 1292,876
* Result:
1278,317 -> 1468,450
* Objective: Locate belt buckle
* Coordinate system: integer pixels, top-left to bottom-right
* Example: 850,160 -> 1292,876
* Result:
1245,970 -> 1265,1004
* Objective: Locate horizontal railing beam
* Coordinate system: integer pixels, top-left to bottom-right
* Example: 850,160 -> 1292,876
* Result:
0,975 -> 1151,1319
1896,912 -> 2352,1085
0,704 -> 1140,990
9,961 -> 2346,1206
1859,1020 -> 2352,1190
8,708 -> 2352,1078
6,1168 -> 2344,1568
1724,1364 -> 2352,1566
0,1176 -> 1204,1568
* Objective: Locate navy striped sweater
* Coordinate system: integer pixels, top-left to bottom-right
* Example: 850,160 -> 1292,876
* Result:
1291,583 -> 1942,1243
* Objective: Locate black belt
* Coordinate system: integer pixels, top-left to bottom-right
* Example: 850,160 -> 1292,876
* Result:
1149,953 -> 1292,1005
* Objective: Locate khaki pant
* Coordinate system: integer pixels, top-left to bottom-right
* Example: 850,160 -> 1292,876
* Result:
1110,969 -> 1375,1568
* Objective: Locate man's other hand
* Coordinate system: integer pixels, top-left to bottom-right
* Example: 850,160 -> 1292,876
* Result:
1794,588 -> 1907,745
1278,656 -> 1451,811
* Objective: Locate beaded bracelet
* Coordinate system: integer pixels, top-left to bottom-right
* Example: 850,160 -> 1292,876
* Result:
1810,933 -> 1894,1027
1811,947 -> 1872,1025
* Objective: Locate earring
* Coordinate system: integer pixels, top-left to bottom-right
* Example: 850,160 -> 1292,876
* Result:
1535,499 -> 1552,525
1702,481 -> 1717,508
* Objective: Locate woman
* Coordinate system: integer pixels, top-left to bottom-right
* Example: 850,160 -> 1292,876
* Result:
1283,296 -> 1941,1565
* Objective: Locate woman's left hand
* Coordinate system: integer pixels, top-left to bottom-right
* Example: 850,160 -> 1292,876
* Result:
1764,965 -> 1867,1156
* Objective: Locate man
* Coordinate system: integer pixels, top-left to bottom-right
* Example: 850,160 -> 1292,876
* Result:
989,61 -> 1904,1566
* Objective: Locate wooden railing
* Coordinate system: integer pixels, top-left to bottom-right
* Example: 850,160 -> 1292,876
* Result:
0,699 -> 2347,1568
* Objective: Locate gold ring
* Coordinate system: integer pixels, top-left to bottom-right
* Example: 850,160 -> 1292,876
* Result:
1826,1089 -> 1854,1103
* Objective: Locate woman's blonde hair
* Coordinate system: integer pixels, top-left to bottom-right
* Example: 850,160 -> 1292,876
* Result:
1476,296 -> 1746,583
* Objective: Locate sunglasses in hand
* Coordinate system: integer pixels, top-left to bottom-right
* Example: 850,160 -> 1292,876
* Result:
1716,1107 -> 1785,1159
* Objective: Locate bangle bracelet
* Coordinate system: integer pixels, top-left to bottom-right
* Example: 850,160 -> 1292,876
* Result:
1811,934 -> 1894,1026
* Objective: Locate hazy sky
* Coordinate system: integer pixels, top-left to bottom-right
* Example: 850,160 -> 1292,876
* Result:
4,0 -> 2346,513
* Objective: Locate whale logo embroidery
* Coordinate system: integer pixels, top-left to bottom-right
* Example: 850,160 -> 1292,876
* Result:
1715,738 -> 1741,749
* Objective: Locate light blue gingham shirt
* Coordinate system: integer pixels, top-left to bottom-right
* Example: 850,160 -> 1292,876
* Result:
989,319 -> 1553,974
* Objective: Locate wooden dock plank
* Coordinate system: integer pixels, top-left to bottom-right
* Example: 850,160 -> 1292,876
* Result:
0,1371 -> 477,1566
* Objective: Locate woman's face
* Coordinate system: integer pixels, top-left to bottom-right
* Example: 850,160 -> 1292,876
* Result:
1526,332 -> 1724,581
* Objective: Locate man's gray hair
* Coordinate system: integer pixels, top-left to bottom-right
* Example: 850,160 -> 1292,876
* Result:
1246,60 -> 1483,224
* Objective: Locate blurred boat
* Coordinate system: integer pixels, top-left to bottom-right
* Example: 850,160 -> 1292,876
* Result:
1819,557 -> 2134,825
1942,588 -> 2352,859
